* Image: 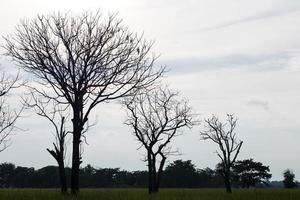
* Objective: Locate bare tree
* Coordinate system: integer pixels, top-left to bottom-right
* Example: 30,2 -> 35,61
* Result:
0,71 -> 23,152
24,95 -> 69,194
5,11 -> 164,194
200,114 -> 243,193
124,87 -> 194,194
47,116 -> 68,194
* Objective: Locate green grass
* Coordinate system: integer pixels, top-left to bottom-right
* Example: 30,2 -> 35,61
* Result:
0,188 -> 300,200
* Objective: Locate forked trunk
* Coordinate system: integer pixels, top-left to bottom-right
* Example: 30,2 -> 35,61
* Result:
147,152 -> 165,194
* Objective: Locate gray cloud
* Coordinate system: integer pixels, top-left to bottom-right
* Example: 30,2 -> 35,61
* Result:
247,100 -> 270,111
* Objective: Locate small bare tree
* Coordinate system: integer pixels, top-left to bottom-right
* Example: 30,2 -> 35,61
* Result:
5,11 -> 164,194
24,95 -> 69,194
200,114 -> 243,193
0,71 -> 23,152
46,116 -> 68,194
124,87 -> 194,194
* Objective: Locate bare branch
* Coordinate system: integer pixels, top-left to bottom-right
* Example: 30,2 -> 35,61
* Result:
0,70 -> 24,152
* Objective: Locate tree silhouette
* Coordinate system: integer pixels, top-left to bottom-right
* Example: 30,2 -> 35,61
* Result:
201,114 -> 243,193
0,162 -> 15,188
232,159 -> 271,188
163,160 -> 197,188
283,169 -> 297,188
5,11 -> 164,195
124,87 -> 194,193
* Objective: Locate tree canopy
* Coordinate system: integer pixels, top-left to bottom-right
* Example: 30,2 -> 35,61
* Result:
232,159 -> 272,188
283,169 -> 297,188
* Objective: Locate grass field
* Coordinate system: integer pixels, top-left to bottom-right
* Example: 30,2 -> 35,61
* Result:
0,188 -> 299,200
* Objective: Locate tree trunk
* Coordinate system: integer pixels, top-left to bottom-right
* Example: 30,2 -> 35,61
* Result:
147,151 -> 154,194
154,155 -> 165,193
225,179 -> 232,193
224,171 -> 232,193
246,182 -> 250,189
71,105 -> 82,195
147,166 -> 152,193
153,174 -> 160,193
46,148 -> 67,194
151,172 -> 159,193
71,133 -> 80,195
58,159 -> 67,194
147,151 -> 161,194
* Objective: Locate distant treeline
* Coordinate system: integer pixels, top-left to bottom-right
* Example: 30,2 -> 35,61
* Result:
0,159 -> 283,188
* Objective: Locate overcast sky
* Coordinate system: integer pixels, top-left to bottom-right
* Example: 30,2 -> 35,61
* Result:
0,0 -> 300,181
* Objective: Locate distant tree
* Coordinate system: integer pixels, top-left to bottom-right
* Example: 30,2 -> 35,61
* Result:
5,11 -> 164,195
0,162 -> 261,188
94,168 -> 120,187
80,164 -> 96,187
124,87 -> 194,193
114,170 -> 136,187
11,166 -> 35,187
35,166 -> 60,188
232,159 -> 272,188
200,114 -> 243,193
0,162 -> 15,188
283,169 -> 297,188
163,160 -> 197,188
198,167 -> 223,188
132,171 -> 148,187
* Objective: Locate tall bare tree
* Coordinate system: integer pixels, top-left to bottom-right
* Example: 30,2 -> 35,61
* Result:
124,87 -> 194,194
0,71 -> 22,152
200,114 -> 243,193
24,95 -> 69,194
4,11 -> 164,194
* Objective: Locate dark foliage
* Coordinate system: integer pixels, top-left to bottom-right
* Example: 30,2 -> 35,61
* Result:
232,159 -> 272,188
283,169 -> 297,188
0,160 -> 226,188
162,160 -> 197,187
0,162 -> 15,188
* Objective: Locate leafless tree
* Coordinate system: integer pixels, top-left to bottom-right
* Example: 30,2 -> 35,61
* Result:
4,11 -> 164,194
47,116 -> 68,194
0,71 -> 23,152
200,114 -> 243,193
24,95 -> 69,194
124,87 -> 194,194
